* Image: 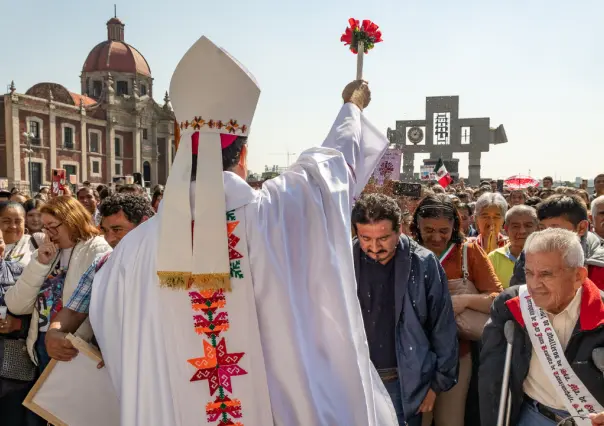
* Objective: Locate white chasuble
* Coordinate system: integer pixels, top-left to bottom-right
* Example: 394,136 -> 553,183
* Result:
90,103 -> 397,426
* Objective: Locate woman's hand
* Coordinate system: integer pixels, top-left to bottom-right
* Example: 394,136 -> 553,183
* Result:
0,314 -> 21,334
451,295 -> 469,315
37,234 -> 57,265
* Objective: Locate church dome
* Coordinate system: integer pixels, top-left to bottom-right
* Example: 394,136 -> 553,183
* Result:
82,17 -> 151,77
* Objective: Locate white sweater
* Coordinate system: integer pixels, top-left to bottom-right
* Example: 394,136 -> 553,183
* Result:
5,236 -> 111,364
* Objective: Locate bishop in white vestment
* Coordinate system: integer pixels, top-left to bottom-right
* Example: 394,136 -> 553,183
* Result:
89,36 -> 397,426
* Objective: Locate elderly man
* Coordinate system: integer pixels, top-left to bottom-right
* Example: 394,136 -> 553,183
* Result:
488,205 -> 538,288
591,196 -> 604,241
479,229 -> 604,425
470,192 -> 509,253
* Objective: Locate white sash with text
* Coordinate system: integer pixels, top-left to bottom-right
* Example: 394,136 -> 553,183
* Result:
519,285 -> 603,425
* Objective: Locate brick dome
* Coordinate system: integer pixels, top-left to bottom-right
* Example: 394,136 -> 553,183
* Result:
82,17 -> 151,77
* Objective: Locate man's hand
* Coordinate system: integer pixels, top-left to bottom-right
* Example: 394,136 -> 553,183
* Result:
38,234 -> 57,265
590,412 -> 604,425
0,314 -> 21,334
451,294 -> 469,315
45,329 -> 78,362
416,389 -> 437,413
342,80 -> 371,111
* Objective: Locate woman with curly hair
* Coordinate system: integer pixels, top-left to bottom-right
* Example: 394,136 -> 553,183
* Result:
5,196 -> 111,372
411,194 -> 502,426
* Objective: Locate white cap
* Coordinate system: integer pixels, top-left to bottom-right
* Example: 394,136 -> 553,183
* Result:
157,36 -> 260,290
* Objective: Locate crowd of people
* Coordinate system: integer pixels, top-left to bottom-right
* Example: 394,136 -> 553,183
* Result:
0,183 -> 158,425
1,171 -> 603,425
354,174 -> 604,426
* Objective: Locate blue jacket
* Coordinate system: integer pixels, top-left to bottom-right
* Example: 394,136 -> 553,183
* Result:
353,235 -> 459,420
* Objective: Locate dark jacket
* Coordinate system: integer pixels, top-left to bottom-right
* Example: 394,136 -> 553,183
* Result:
479,281 -> 604,426
353,235 -> 458,421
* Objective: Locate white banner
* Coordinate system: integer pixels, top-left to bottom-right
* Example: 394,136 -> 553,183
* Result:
372,149 -> 401,185
420,165 -> 435,182
519,285 -> 603,425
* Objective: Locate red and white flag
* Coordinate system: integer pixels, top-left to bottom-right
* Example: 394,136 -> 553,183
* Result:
434,158 -> 453,188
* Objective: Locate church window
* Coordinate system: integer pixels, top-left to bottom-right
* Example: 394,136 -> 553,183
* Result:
117,81 -> 128,96
140,84 -> 147,96
92,81 -> 102,97
114,136 -> 122,157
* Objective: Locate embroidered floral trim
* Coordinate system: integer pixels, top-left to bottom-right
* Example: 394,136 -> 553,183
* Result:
180,117 -> 248,135
187,210 -> 247,425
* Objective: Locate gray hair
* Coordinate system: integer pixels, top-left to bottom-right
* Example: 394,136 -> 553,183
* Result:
591,195 -> 604,217
475,192 -> 508,217
524,228 -> 584,268
505,205 -> 538,224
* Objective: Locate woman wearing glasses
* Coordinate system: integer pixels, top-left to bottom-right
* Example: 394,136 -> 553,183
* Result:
5,196 -> 110,372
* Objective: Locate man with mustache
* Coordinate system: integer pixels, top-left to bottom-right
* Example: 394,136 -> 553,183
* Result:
352,193 -> 458,426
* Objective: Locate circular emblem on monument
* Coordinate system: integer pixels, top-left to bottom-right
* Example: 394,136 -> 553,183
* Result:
407,126 -> 424,144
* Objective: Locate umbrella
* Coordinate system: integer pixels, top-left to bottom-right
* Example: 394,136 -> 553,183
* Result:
504,174 -> 540,190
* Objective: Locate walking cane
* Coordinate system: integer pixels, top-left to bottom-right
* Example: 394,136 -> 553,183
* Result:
497,320 -> 515,426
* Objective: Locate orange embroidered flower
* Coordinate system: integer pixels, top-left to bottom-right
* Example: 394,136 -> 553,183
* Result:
188,338 -> 247,395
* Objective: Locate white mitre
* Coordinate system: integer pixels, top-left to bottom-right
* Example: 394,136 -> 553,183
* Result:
157,36 -> 260,290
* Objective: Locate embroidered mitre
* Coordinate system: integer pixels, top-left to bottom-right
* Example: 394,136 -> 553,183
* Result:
157,36 -> 261,290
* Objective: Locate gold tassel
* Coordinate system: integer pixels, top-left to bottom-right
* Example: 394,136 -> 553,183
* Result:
157,271 -> 192,289
190,273 -> 231,292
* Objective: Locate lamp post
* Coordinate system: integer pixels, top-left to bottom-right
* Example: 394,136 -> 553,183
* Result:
22,131 -> 35,196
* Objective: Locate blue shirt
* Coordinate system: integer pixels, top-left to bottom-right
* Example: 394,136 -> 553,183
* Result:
65,254 -> 105,314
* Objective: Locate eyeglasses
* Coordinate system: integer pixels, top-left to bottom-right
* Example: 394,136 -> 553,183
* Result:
42,222 -> 63,233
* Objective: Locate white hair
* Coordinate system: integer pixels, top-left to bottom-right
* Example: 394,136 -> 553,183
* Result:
475,192 -> 508,217
505,205 -> 538,224
524,228 -> 584,268
591,195 -> 604,217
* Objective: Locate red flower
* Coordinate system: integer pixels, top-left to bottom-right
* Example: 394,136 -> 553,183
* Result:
341,18 -> 383,54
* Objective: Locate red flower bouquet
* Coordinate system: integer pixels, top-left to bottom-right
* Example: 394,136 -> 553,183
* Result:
340,18 -> 383,54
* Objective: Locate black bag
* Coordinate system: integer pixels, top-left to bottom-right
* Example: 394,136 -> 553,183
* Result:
0,338 -> 36,382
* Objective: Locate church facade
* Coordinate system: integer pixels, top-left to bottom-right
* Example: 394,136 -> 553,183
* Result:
0,16 -> 176,193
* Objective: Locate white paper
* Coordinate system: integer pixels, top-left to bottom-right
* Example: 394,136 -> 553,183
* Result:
29,355 -> 119,425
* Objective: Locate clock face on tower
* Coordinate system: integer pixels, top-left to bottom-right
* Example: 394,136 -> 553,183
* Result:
407,126 -> 424,144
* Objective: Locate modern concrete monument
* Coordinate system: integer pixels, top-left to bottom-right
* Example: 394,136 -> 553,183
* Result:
387,96 -> 507,186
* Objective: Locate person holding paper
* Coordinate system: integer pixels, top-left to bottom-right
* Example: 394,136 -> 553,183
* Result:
89,35 -> 397,426
479,228 -> 604,426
